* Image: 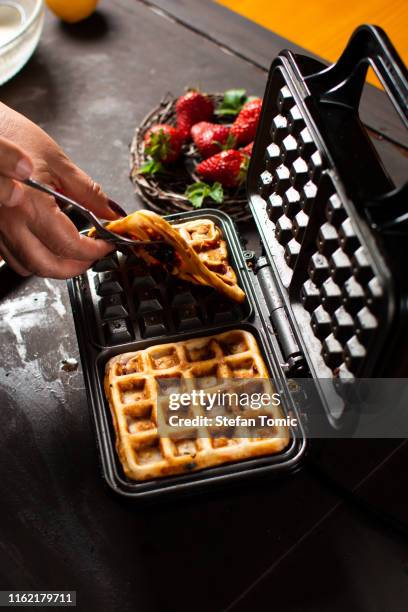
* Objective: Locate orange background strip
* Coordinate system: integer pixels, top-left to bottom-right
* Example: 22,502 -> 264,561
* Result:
216,0 -> 408,87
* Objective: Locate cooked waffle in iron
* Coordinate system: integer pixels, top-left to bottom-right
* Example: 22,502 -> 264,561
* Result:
105,330 -> 290,481
172,217 -> 239,288
93,210 -> 245,303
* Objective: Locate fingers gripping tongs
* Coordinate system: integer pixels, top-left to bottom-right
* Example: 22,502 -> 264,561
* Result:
23,177 -> 163,248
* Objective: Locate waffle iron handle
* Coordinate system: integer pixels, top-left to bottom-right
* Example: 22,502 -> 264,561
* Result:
305,24 -> 408,127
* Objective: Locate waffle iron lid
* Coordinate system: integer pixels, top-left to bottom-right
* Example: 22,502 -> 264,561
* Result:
246,25 -> 408,423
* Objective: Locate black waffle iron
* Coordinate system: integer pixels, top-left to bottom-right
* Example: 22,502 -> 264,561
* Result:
67,25 -> 408,500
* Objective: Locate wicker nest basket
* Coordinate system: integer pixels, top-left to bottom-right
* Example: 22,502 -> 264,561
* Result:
129,93 -> 251,222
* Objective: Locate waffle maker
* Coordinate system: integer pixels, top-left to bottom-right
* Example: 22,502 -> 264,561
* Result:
67,25 -> 408,500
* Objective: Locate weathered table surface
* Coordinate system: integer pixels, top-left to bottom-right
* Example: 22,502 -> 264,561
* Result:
0,2 -> 407,611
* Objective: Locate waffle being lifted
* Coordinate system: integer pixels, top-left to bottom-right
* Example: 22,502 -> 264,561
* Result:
95,210 -> 245,303
105,330 -> 290,481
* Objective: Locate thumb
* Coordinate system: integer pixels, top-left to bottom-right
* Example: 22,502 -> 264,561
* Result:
56,160 -> 122,220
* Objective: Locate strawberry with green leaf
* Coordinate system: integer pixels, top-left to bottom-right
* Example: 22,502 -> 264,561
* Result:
185,181 -> 224,209
144,124 -> 183,162
140,124 -> 183,175
191,121 -> 233,158
196,149 -> 249,189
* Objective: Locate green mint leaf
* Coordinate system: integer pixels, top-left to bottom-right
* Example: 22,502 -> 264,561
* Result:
214,108 -> 242,117
185,182 -> 209,208
209,182 -> 224,204
185,182 -> 209,196
215,88 -> 248,117
189,193 -> 206,208
185,181 -> 224,208
224,88 -> 247,107
138,159 -> 164,175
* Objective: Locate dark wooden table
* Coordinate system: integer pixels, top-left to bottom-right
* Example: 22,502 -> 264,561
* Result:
0,2 -> 407,611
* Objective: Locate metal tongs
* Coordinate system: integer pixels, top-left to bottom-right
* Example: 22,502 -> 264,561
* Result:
23,177 -> 163,248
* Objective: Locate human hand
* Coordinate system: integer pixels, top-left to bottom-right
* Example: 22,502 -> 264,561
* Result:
0,103 -> 121,278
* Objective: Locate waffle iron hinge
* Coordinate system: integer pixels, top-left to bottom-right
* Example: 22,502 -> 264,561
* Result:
255,256 -> 306,375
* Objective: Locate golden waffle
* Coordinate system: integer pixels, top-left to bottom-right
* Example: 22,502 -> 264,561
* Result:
91,211 -> 245,303
105,330 -> 290,481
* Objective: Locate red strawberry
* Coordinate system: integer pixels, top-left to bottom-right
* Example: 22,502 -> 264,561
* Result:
144,124 -> 183,163
230,98 -> 262,145
176,91 -> 214,140
191,121 -> 231,158
240,141 -> 254,156
196,149 -> 248,188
